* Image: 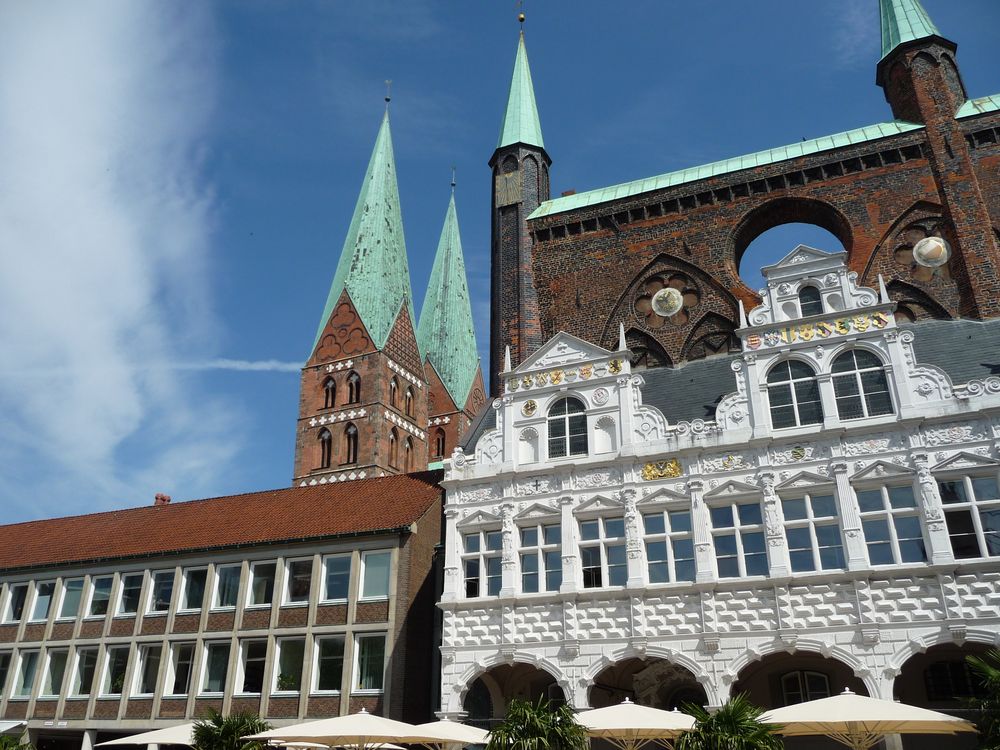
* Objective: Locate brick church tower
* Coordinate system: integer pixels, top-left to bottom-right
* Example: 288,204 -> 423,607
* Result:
293,110 -> 482,485
489,30 -> 550,393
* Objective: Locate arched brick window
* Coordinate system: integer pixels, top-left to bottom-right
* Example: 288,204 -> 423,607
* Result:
319,428 -> 332,469
404,438 -> 413,472
433,428 -> 446,458
347,372 -> 361,404
344,423 -> 358,464
404,387 -> 414,417
389,377 -> 399,409
322,377 -> 336,409
388,428 -> 399,468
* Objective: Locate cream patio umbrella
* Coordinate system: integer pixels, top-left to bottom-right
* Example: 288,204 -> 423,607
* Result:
95,723 -> 196,747
245,709 -> 463,750
576,698 -> 696,750
411,720 -> 489,750
760,688 -> 977,750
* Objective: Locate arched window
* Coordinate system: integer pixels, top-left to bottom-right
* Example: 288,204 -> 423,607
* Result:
347,372 -> 361,404
766,361 -> 823,429
831,350 -> 893,420
798,285 -> 823,317
344,423 -> 358,464
322,377 -> 336,409
389,377 -> 399,409
318,429 -> 332,469
547,397 -> 588,458
433,428 -> 446,459
404,438 -> 413,472
388,428 -> 399,468
404,387 -> 414,417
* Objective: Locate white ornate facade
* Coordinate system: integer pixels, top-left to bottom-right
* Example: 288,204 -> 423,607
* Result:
438,247 -> 1000,729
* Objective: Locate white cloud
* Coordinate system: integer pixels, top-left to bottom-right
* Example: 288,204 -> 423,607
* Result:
0,1 -> 239,520
829,0 -> 880,69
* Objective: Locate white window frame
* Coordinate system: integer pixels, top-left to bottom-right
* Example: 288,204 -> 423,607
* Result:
100,644 -> 131,697
86,576 -> 114,619
179,567 -> 208,613
164,641 -> 196,697
321,554 -> 352,603
57,578 -> 85,621
248,561 -> 277,608
781,670 -> 831,705
352,633 -> 386,694
283,558 -> 313,606
211,564 -> 242,611
13,649 -> 39,699
147,570 -> 174,615
765,359 -> 824,429
40,647 -> 69,698
938,472 -> 1000,560
831,349 -> 894,421
461,529 -> 502,598
312,636 -> 346,695
546,396 -> 589,459
199,641 -> 230,696
359,550 -> 391,601
272,637 -> 306,695
782,491 -> 846,573
117,572 -> 145,617
3,583 -> 28,624
133,643 -> 162,697
518,522 -> 562,593
578,516 -> 627,589
641,507 -> 696,584
855,483 -> 927,565
237,639 -> 268,696
70,647 -> 98,697
708,500 -> 768,579
0,651 -> 12,697
29,581 -> 56,623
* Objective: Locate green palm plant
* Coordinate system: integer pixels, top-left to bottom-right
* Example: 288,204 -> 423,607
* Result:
0,735 -> 33,750
486,696 -> 589,750
192,709 -> 272,750
967,649 -> 1000,749
676,694 -> 782,750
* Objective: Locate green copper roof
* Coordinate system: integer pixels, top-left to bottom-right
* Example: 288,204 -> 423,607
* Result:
312,111 -> 416,352
497,32 -> 544,151
417,191 -> 480,407
957,92 -> 1000,119
529,119 -> 923,220
880,0 -> 941,60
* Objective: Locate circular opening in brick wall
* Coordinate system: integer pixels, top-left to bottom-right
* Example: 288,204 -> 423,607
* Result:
739,223 -> 845,291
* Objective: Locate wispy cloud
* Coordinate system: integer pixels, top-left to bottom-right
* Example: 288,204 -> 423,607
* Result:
829,0 -> 880,69
0,1 -> 240,521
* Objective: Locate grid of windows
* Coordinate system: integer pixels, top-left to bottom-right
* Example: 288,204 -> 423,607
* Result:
548,397 -> 588,458
202,642 -> 230,694
285,559 -> 313,604
42,649 -> 68,697
4,584 -> 27,623
135,644 -> 162,696
58,579 -> 84,620
274,638 -> 305,693
182,569 -> 208,611
30,582 -> 54,622
213,565 -> 241,609
710,502 -> 767,578
939,475 -> 1000,559
149,571 -> 173,614
15,651 -> 38,698
856,484 -> 926,565
240,641 -> 267,694
519,523 -> 562,593
782,493 -> 845,572
249,562 -> 276,606
168,643 -> 195,696
832,350 -> 893,420
462,530 -> 502,597
767,360 -> 823,429
361,551 -> 391,599
324,555 -> 351,601
580,517 -> 627,588
642,509 -> 695,583
72,649 -> 97,696
102,646 -> 129,696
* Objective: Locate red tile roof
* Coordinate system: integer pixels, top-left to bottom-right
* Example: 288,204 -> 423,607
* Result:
0,471 -> 443,572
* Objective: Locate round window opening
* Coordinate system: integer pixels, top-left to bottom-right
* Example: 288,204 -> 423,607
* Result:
635,273 -> 700,328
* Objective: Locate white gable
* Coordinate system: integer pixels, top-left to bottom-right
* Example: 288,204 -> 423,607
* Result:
516,331 -> 614,372
850,460 -> 915,482
931,451 -> 999,472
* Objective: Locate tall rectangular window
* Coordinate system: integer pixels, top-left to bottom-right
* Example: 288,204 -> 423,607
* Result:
213,565 -> 241,609
249,562 -> 276,606
857,484 -> 926,565
72,649 -> 98,696
59,579 -> 84,620
15,651 -> 38,698
519,523 -> 562,593
354,635 -> 386,692
182,569 -> 207,611
89,576 -> 113,617
202,642 -> 230,694
579,517 -> 627,588
168,643 -> 195,696
285,559 -> 312,604
118,573 -> 143,616
462,530 -> 502,597
0,653 -> 11,696
135,644 -> 162,696
782,493 -> 845,572
4,584 -> 27,623
361,551 -> 391,599
102,646 -> 130,695
939,475 -> 1000,559
149,571 -> 174,614
642,509 -> 695,583
42,649 -> 68,697
30,582 -> 55,622
274,638 -> 305,693
240,640 -> 267,694
710,502 -> 768,578
315,637 -> 345,693
323,556 -> 351,601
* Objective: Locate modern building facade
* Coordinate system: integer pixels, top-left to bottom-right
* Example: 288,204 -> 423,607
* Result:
439,248 -> 1000,750
0,473 -> 442,748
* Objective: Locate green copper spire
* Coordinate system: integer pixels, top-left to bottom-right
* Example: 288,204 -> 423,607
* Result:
880,0 -> 941,59
497,32 -> 545,151
417,189 -> 479,407
312,111 -> 416,352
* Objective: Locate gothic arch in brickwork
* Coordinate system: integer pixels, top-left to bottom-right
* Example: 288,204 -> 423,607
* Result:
600,253 -> 739,368
681,312 -> 740,361
886,279 -> 952,322
624,328 -> 671,370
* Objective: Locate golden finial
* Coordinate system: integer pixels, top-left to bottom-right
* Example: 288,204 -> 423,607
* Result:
384,79 -> 392,110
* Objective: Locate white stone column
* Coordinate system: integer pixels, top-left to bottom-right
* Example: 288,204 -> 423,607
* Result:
441,507 -> 460,601
832,461 -> 868,570
499,502 -> 517,597
689,480 -> 716,583
760,472 -> 790,577
913,452 -> 955,565
818,372 -> 838,429
559,496 -> 578,593
621,489 -> 645,587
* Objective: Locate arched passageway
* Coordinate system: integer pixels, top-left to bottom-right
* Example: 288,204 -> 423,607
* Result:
589,657 -> 707,710
463,663 -> 564,728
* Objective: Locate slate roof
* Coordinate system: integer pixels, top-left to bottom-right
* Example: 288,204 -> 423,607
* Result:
880,0 -> 941,60
0,471 -> 443,574
497,32 -> 544,151
312,111 -> 416,353
461,319 -> 1000,451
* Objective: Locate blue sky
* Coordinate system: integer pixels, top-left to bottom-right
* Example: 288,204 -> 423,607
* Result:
0,1 -> 996,522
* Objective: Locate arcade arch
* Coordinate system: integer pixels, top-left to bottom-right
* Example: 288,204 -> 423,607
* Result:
589,657 -> 707,710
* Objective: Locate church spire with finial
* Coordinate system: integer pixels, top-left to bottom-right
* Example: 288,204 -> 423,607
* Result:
497,15 -> 545,151
879,0 -> 942,60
